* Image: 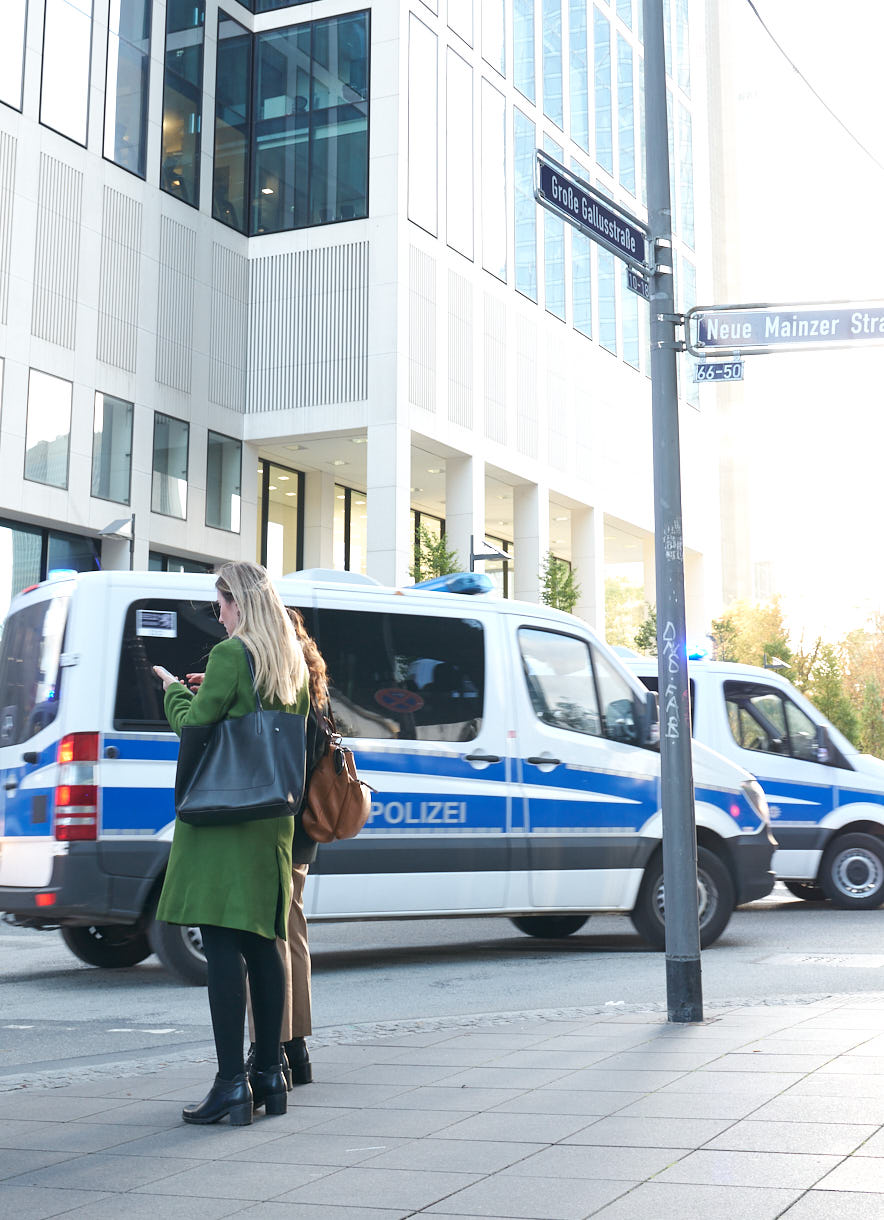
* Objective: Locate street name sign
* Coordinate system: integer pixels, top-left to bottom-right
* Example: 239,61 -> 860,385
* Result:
534,151 -> 649,272
686,301 -> 884,358
692,361 -> 743,383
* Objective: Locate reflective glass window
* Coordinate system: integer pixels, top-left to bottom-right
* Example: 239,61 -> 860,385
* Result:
448,0 -> 473,46
480,79 -> 506,282
541,0 -> 562,128
568,0 -> 588,152
446,49 -> 473,259
592,645 -> 640,744
513,108 -> 536,302
92,392 -> 133,504
259,461 -> 302,575
161,0 -> 205,208
251,11 -> 369,234
0,0 -> 28,112
25,370 -> 71,489
104,0 -> 152,177
47,530 -> 100,579
255,0 -> 312,9
543,137 -> 564,320
593,8 -> 612,175
598,247 -> 617,354
519,628 -> 602,737
0,594 -> 69,745
570,158 -> 592,339
206,430 -> 241,532
0,518 -> 41,629
617,35 -> 635,194
332,484 -> 366,574
481,0 -> 504,75
678,103 -> 694,247
151,412 -> 189,518
407,14 -> 438,236
513,0 -> 534,102
676,0 -> 690,93
41,0 -> 93,145
617,0 -> 632,28
213,10 -> 251,232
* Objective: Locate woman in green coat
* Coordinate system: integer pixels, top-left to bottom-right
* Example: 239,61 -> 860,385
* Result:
153,561 -> 309,1127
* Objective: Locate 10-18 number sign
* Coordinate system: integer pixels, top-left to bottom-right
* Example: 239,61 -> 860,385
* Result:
693,361 -> 744,383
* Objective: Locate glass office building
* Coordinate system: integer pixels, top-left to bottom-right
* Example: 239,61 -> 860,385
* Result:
0,1 -> 716,637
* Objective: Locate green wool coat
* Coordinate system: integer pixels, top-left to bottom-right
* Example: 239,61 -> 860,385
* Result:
156,636 -> 309,941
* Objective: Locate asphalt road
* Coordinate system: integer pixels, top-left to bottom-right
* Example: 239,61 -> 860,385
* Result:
2,883 -> 884,1082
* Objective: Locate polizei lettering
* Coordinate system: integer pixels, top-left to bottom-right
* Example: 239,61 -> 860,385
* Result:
368,800 -> 468,826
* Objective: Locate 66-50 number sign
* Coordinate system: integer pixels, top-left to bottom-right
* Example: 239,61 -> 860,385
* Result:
693,361 -> 744,383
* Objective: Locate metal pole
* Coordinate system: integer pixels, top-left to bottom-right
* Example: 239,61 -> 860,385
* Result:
129,513 -> 135,571
643,0 -> 703,1022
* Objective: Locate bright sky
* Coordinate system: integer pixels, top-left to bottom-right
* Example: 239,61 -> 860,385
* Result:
717,0 -> 884,643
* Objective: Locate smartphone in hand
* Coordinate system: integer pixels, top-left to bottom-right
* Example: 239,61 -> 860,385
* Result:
152,665 -> 178,686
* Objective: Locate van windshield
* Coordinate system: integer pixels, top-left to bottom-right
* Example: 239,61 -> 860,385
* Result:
0,596 -> 69,746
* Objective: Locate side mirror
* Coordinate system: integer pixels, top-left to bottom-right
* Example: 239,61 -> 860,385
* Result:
635,689 -> 659,748
815,724 -> 831,765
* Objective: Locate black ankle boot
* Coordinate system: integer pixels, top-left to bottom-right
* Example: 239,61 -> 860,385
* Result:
247,1042 -> 293,1090
249,1064 -> 288,1115
182,1073 -> 252,1126
283,1037 -> 313,1086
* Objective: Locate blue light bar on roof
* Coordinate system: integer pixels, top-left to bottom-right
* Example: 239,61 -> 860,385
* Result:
411,572 -> 494,595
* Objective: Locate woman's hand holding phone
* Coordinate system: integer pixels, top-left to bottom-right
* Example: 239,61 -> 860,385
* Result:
152,665 -> 180,691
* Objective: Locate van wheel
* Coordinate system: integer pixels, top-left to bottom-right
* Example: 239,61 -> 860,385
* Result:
60,924 -> 152,969
820,833 -> 884,909
148,919 -> 207,985
630,846 -> 735,949
510,915 -> 589,938
783,880 -> 827,902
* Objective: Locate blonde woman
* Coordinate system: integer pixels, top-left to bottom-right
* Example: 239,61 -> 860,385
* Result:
153,562 -> 309,1126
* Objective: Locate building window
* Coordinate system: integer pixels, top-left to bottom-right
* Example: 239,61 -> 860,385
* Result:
0,518 -> 99,627
151,412 -> 189,518
407,14 -> 437,236
148,550 -> 214,573
0,1 -> 28,112
598,248 -> 617,355
676,0 -> 690,94
481,0 -> 505,77
617,35 -> 635,195
333,484 -> 367,574
543,137 -> 565,321
571,160 -> 592,340
484,535 -> 512,598
251,11 -> 369,235
569,0 -> 588,152
678,103 -> 695,248
481,79 -> 506,282
541,0 -> 562,128
104,0 -> 152,177
41,0 -> 94,145
92,392 -> 133,505
594,8 -> 613,176
161,0 -> 205,208
206,431 -> 242,532
446,48 -> 473,259
213,10 -> 252,233
513,108 -> 537,302
513,0 -> 535,103
258,460 -> 303,576
25,370 -> 71,489
448,0 -> 473,45
617,0 -> 632,28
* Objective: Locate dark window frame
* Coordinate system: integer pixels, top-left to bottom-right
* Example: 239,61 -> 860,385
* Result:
160,0 -> 206,210
258,458 -> 305,572
91,390 -> 134,506
39,0 -> 95,147
205,428 -> 243,533
150,410 -> 190,520
102,0 -> 153,180
1,0 -> 29,114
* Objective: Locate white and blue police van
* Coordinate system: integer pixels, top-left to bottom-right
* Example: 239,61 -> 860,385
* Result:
626,656 -> 884,909
0,569 -> 774,983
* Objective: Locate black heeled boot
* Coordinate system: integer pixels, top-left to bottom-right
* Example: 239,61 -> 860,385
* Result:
249,1064 -> 288,1115
283,1037 -> 313,1086
246,1042 -> 293,1091
182,1073 -> 253,1126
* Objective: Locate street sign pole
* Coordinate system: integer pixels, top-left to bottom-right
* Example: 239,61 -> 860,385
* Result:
643,0 -> 703,1022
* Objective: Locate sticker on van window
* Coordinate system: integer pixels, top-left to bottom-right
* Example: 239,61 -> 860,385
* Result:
374,688 -> 425,714
136,610 -> 178,638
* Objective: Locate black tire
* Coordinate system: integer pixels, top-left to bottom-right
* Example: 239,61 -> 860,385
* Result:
630,845 -> 736,949
510,915 -> 589,938
820,833 -> 884,909
60,924 -> 152,969
784,880 -> 827,902
148,919 -> 207,985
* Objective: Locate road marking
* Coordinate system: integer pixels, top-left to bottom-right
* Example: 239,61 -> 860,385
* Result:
106,1028 -> 178,1034
4,1024 -> 34,1029
761,953 -> 884,968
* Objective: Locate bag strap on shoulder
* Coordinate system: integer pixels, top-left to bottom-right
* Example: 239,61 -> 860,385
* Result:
239,638 -> 263,711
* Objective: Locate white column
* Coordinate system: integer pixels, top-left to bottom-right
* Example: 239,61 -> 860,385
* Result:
445,454 -> 485,574
513,482 -> 549,603
302,470 -> 336,569
642,534 -> 656,607
572,505 -> 605,632
366,422 -> 412,586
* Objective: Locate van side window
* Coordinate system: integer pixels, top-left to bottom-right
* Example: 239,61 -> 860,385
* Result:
591,647 -> 640,744
0,596 -> 69,745
315,609 -> 484,741
724,681 -> 821,763
518,628 -> 603,738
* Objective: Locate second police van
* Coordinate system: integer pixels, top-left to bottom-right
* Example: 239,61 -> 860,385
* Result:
626,656 -> 884,909
0,569 -> 775,983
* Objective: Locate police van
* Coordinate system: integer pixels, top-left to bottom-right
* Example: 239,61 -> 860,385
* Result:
0,570 -> 774,983
625,656 -> 884,910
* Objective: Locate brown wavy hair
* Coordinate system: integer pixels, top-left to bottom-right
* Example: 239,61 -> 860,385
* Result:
287,607 -> 329,707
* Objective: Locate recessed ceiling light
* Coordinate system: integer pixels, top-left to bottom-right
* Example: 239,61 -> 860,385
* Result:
426,467 -> 443,474
277,475 -> 289,481
285,491 -> 296,497
268,485 -> 277,491
497,494 -> 508,501
286,444 -> 305,452
553,515 -> 568,522
261,186 -> 274,195
351,436 -> 367,445
336,494 -> 346,500
332,459 -> 348,467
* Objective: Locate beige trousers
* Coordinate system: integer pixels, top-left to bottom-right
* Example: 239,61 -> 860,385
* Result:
247,863 -> 312,1041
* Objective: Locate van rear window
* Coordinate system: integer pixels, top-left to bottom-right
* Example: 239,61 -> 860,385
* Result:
0,596 -> 69,746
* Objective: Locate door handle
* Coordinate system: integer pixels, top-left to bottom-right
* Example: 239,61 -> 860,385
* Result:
464,752 -> 501,764
4,780 -> 18,792
526,755 -> 562,767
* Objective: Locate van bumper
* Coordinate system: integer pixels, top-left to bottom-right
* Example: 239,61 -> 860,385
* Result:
731,829 -> 777,904
0,841 -> 170,928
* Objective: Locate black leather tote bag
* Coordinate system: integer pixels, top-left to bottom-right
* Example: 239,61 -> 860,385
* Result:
175,642 -> 306,827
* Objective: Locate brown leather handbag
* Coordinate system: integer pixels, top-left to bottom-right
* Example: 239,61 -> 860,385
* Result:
301,714 -> 373,843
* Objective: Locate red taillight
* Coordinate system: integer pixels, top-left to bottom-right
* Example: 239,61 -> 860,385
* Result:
55,734 -> 99,841
35,893 -> 57,907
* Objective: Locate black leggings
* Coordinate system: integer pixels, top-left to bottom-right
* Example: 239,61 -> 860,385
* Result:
200,925 -> 284,1079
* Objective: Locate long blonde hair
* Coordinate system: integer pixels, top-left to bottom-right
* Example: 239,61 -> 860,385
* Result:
216,561 -> 307,706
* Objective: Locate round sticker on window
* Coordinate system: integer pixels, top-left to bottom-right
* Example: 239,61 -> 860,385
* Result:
374,688 -> 425,714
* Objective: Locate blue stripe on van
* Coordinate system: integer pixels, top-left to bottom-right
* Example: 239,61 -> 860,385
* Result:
104,738 -> 179,762
101,785 -> 176,832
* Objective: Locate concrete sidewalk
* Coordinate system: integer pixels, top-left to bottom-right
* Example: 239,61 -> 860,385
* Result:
2,997 -> 884,1220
